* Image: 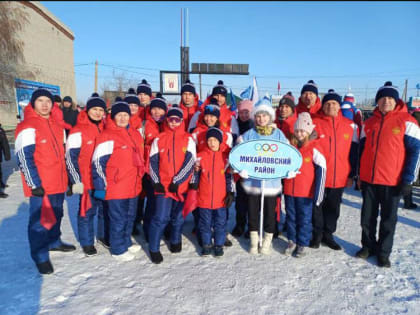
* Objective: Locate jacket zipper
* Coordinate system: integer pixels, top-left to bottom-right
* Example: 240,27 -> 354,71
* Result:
211,152 -> 215,209
371,116 -> 384,183
47,119 -> 65,188
332,117 -> 337,187
126,128 -> 138,195
172,132 -> 176,175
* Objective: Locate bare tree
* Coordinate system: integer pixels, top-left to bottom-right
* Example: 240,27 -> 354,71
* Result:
0,2 -> 34,106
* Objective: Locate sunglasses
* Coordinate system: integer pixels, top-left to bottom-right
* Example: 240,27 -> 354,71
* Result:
167,116 -> 182,124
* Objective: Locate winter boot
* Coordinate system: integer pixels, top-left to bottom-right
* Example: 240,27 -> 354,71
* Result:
202,245 -> 212,256
293,245 -> 306,258
82,245 -> 97,256
0,191 -> 8,198
377,256 -> 391,268
321,235 -> 342,251
249,231 -> 259,255
214,246 -> 224,257
169,242 -> 182,253
149,250 -> 163,264
260,233 -> 273,255
355,247 -> 372,259
36,260 -> 54,275
284,241 -> 296,256
50,242 -> 76,252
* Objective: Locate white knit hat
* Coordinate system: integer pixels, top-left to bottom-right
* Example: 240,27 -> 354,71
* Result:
294,112 -> 315,135
252,98 -> 275,122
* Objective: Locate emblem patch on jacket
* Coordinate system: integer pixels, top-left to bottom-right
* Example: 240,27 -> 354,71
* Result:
392,127 -> 401,135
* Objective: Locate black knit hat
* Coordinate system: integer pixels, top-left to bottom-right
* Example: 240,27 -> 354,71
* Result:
279,97 -> 295,112
111,101 -> 131,119
124,88 -> 140,106
181,79 -> 196,95
212,80 -> 228,96
206,127 -> 223,144
54,95 -> 62,103
86,93 -> 107,112
137,79 -> 152,96
301,80 -> 318,96
322,89 -> 342,105
375,81 -> 399,104
167,106 -> 184,119
30,88 -> 53,107
63,96 -> 73,103
150,93 -> 168,112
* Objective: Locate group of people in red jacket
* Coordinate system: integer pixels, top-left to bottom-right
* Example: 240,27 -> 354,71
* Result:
15,78 -> 420,275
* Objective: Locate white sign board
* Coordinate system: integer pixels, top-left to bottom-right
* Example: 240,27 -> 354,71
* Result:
162,73 -> 180,94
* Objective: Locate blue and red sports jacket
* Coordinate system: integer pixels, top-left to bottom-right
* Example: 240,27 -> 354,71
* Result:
91,119 -> 145,200
149,125 -> 196,201
359,100 -> 420,186
15,104 -> 68,196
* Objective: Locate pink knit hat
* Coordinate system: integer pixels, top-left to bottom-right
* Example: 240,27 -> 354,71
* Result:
238,100 -> 253,112
294,112 -> 315,135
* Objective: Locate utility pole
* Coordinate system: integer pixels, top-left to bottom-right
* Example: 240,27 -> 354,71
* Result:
199,72 -> 202,99
403,79 -> 408,103
95,60 -> 98,93
180,8 -> 189,84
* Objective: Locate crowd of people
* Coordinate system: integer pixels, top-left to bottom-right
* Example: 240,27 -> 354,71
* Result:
10,78 -> 420,275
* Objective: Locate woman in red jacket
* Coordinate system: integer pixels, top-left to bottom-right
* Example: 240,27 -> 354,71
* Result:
91,101 -> 145,262
148,107 -> 196,264
66,93 -> 107,256
190,128 -> 234,257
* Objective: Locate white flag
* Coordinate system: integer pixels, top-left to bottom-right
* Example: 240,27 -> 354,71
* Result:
251,76 -> 259,106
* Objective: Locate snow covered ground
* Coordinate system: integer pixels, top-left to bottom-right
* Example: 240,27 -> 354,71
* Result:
1,156 -> 420,315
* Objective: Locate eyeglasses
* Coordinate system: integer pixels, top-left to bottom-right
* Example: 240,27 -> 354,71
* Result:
167,116 -> 182,124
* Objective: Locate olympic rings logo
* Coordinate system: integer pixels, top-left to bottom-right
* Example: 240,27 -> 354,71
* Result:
254,143 -> 278,152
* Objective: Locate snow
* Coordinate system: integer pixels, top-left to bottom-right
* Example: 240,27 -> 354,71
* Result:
1,156 -> 420,315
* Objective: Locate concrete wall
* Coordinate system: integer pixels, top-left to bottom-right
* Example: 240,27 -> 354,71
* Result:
0,1 -> 75,129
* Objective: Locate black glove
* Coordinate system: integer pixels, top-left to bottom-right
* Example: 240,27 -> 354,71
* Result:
153,183 -> 166,193
189,182 -> 199,190
399,183 -> 412,197
66,185 -> 73,197
32,186 -> 45,197
169,182 -> 179,193
224,192 -> 235,208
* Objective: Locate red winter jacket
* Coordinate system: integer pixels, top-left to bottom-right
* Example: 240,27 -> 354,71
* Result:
149,126 -> 196,201
92,119 -> 145,200
66,111 -> 104,190
15,104 -> 68,197
275,113 -> 297,139
295,97 -> 322,116
283,139 -> 326,205
129,111 -> 143,130
144,118 -> 168,173
191,120 -> 232,153
360,100 -> 420,186
179,94 -> 200,131
313,112 -> 359,188
193,147 -> 233,209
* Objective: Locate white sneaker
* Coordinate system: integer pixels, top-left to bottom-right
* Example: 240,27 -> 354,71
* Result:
128,244 -> 141,253
112,251 -> 135,262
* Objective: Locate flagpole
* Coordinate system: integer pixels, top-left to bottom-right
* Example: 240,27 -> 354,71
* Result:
259,180 -> 265,248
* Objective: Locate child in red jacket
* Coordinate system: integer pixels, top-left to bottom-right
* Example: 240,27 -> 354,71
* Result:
190,128 -> 235,257
283,112 -> 326,258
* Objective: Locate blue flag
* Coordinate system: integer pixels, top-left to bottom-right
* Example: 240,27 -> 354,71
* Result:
240,86 -> 252,100
229,88 -> 237,112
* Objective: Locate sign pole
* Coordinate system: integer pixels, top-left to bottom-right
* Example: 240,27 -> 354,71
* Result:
259,179 -> 265,248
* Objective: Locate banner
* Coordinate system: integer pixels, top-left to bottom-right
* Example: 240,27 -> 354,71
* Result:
229,139 -> 302,180
15,78 -> 60,120
162,72 -> 180,94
